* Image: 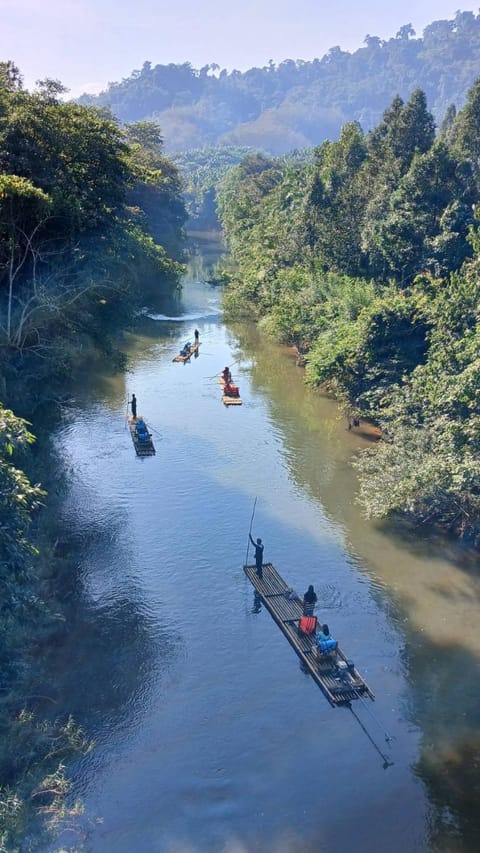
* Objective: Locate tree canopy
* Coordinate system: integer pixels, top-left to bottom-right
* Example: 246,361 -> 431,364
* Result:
217,81 -> 480,545
0,69 -> 186,364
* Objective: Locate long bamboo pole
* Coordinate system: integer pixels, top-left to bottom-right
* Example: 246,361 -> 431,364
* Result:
244,496 -> 257,567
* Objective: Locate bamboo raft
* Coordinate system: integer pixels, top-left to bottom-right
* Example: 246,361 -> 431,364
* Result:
244,562 -> 374,706
128,416 -> 156,456
172,342 -> 201,362
218,374 -> 243,406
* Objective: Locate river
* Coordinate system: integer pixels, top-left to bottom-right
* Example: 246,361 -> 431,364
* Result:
46,234 -> 479,852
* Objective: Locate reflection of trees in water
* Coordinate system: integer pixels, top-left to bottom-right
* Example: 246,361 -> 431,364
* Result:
252,591 -> 262,614
48,587 -> 178,739
406,640 -> 480,852
231,319 -> 480,850
228,318 -> 345,497
35,456 -> 180,751
377,515 -> 478,572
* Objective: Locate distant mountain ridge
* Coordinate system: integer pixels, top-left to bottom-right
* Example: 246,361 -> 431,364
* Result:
79,10 -> 480,153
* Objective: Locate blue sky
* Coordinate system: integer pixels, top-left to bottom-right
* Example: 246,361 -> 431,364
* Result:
0,1 -> 478,96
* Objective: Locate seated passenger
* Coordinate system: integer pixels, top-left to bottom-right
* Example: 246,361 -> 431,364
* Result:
315,623 -> 337,654
135,420 -> 148,440
224,382 -> 240,397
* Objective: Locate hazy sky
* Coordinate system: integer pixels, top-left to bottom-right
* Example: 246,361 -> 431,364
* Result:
1,1 -> 478,96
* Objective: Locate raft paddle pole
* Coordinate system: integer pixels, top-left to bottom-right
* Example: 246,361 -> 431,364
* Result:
244,497 -> 257,567
205,360 -> 240,381
348,704 -> 394,769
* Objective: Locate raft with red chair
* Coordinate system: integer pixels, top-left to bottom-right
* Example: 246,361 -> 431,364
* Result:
219,372 -> 242,406
243,562 -> 374,707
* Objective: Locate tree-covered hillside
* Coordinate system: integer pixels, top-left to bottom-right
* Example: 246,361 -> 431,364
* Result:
216,83 -> 480,546
80,11 -> 480,153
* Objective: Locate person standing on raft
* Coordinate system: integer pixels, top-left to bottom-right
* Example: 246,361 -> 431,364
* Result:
249,534 -> 264,579
130,394 -> 137,419
194,329 -> 199,344
303,584 -> 317,616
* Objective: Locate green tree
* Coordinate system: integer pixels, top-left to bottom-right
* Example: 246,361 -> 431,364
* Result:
124,121 -> 186,260
361,91 -> 436,278
304,122 -> 367,275
0,175 -> 51,346
450,78 -> 480,181
371,142 -> 475,282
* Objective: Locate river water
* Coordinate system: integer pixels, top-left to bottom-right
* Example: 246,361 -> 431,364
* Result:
48,235 -> 479,852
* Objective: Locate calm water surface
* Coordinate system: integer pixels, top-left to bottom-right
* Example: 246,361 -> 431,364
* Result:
49,236 -> 480,852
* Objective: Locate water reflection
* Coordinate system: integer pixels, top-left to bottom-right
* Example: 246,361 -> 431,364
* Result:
252,590 -> 262,614
39,452 -> 182,777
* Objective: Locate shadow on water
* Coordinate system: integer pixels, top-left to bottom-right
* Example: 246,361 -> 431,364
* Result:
406,637 -> 480,852
377,515 -> 480,573
33,451 -> 182,767
188,229 -> 227,273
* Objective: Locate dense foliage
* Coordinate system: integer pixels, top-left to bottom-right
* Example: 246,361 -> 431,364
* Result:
0,62 -> 187,846
216,84 -> 480,545
0,405 -> 92,850
0,63 -> 186,400
174,146 -> 254,229
81,11 -> 480,154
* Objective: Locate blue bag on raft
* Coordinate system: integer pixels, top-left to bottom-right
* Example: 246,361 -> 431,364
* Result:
316,638 -> 337,653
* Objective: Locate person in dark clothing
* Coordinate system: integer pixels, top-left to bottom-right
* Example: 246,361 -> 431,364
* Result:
131,394 -> 137,419
194,329 -> 199,344
303,584 -> 317,616
249,534 -> 264,578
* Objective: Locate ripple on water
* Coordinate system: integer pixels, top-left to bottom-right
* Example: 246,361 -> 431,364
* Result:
147,309 -> 222,321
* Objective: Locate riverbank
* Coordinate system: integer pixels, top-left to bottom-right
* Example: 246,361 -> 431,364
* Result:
0,263 -> 186,852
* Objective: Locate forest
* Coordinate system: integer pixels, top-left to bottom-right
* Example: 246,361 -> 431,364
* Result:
80,10 -> 480,154
0,62 -> 186,847
215,83 -> 480,546
2,9 -> 480,842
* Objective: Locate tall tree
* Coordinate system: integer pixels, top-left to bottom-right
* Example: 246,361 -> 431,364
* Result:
304,122 -> 367,275
370,142 -> 475,282
450,79 -> 480,182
